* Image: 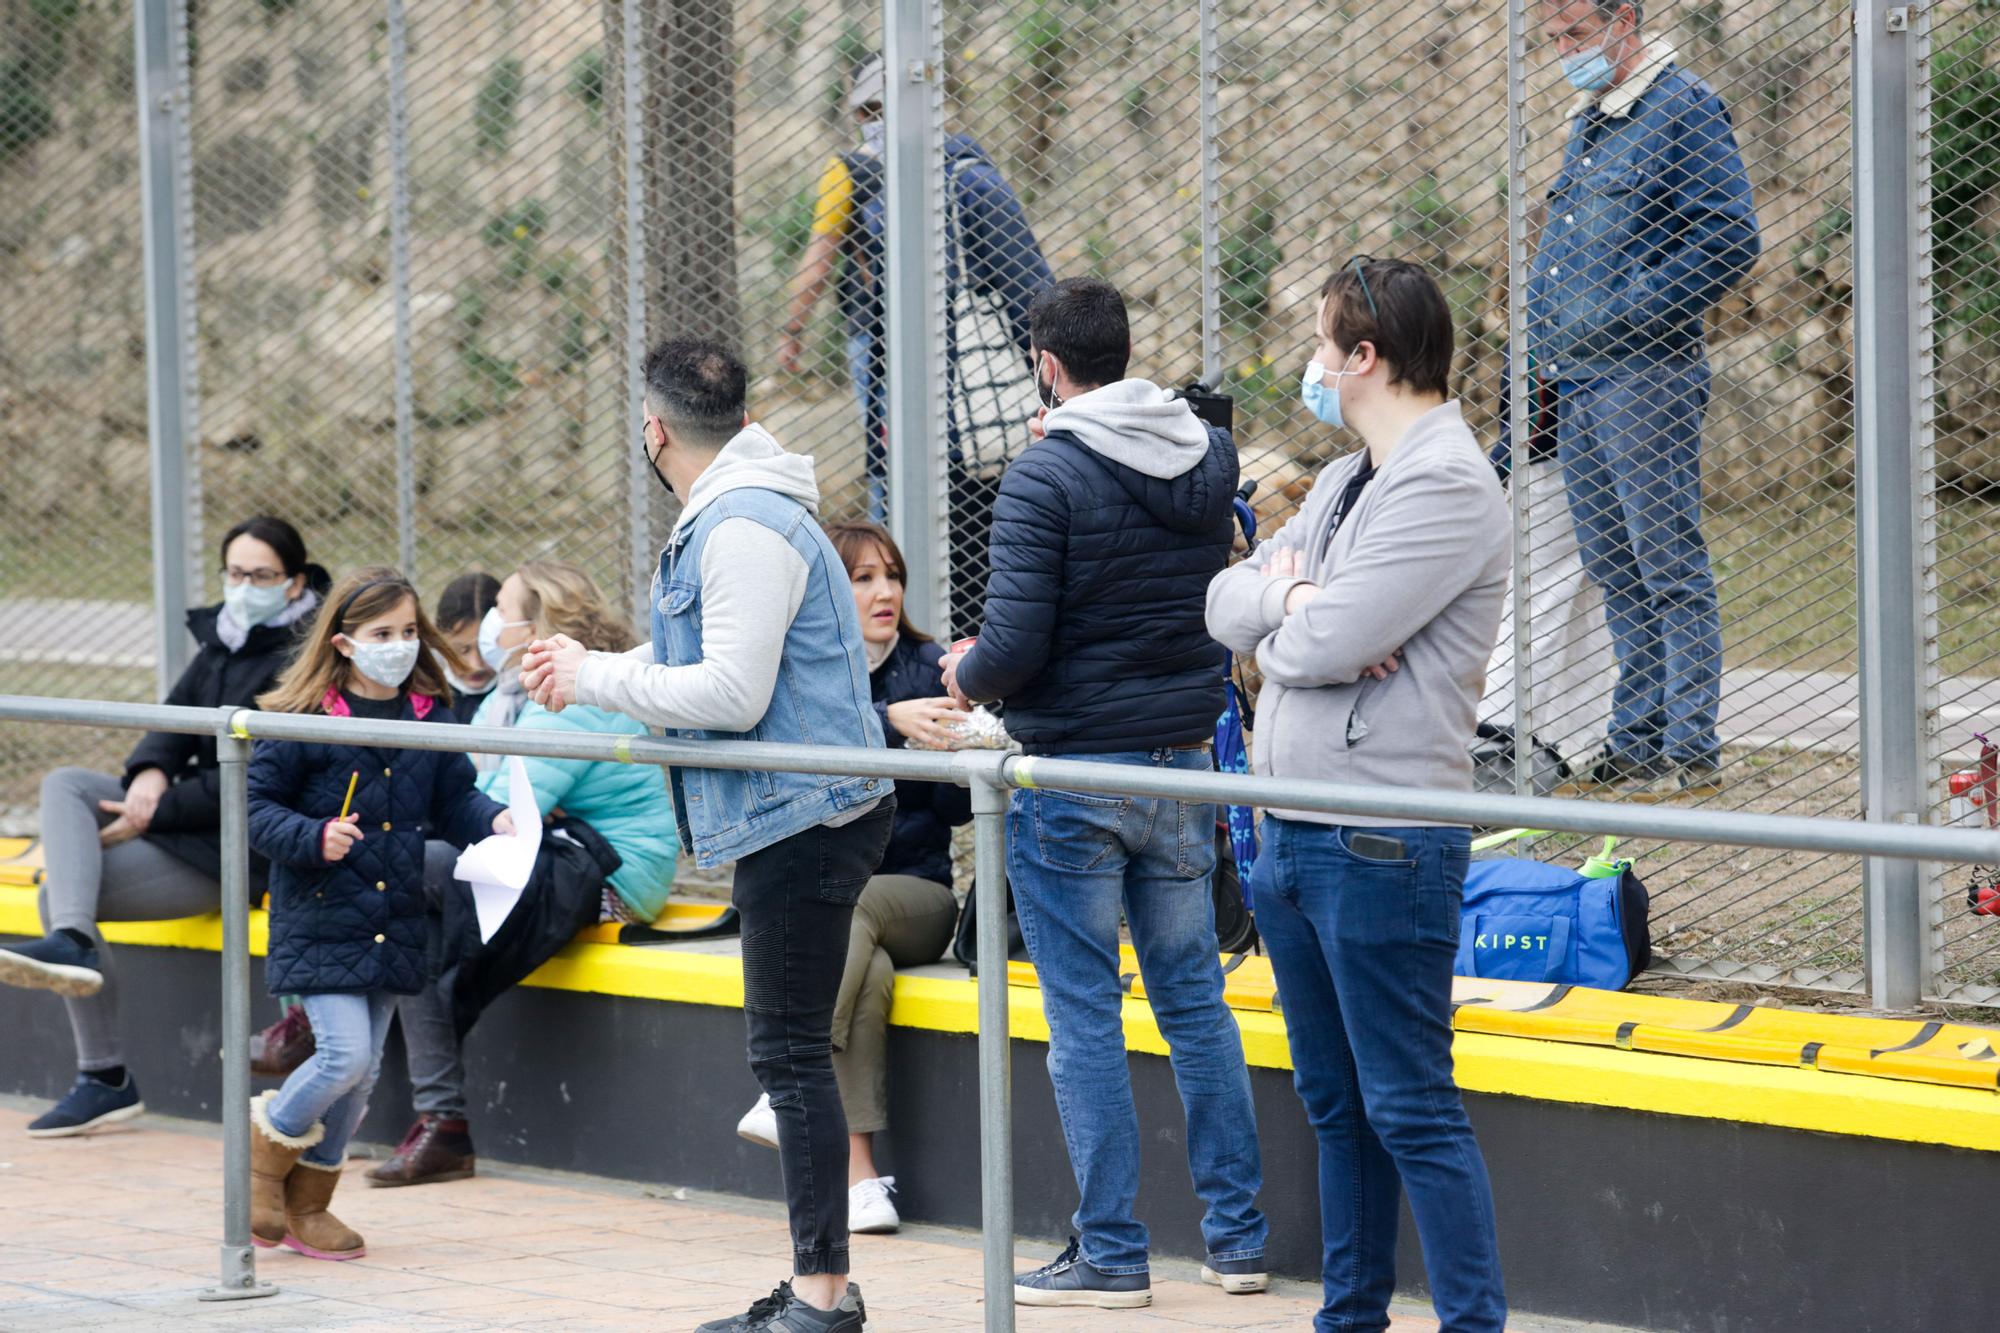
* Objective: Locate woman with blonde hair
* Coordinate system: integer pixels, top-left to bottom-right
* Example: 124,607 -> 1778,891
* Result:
366,559 -> 681,1187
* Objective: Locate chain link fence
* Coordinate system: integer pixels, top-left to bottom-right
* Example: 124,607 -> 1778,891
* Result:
0,1 -> 159,813
1,0 -> 1995,1004
1923,0 -> 2000,1004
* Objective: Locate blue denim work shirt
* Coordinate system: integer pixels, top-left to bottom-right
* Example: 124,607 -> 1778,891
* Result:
1527,43 -> 1761,381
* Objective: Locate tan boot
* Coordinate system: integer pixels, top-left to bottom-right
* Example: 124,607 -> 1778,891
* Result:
248,1091 -> 321,1248
283,1157 -> 366,1260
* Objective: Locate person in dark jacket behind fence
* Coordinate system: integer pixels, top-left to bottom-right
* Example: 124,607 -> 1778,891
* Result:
735,521 -> 972,1237
941,277 -> 1267,1310
245,567 -> 509,1263
0,516 -> 328,1138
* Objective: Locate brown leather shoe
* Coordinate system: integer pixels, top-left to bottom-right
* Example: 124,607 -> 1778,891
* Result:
250,1006 -> 314,1078
283,1159 -> 365,1260
364,1114 -> 476,1188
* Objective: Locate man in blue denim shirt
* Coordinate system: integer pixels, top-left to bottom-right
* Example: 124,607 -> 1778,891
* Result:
1528,0 -> 1760,794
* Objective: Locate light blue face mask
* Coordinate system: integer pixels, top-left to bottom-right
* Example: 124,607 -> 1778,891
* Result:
224,579 -> 291,629
346,638 -> 421,690
1299,351 -> 1360,430
1562,45 -> 1617,92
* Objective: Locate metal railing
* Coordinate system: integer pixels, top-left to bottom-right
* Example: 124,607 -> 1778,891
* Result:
5,695 -> 1999,1324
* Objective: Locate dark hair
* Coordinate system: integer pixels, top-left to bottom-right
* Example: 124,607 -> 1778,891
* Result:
218,515 -> 308,576
824,520 -> 932,644
1027,277 -> 1131,388
642,337 -> 748,449
1317,259 -> 1454,398
435,570 -> 501,633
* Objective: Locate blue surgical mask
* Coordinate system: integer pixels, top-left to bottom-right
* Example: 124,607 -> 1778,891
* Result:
478,606 -> 532,675
224,579 -> 291,629
346,639 -> 421,690
860,118 -> 885,157
1299,351 -> 1360,430
1562,45 -> 1617,92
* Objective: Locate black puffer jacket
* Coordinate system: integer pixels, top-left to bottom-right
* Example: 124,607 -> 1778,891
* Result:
953,423 -> 1238,753
249,691 -> 505,996
125,577 -> 330,883
872,635 -> 973,886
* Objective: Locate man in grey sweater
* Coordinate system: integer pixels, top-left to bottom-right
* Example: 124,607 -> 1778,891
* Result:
1206,259 -> 1509,1333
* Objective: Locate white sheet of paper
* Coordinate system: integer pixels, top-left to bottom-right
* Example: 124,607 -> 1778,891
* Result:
452,754 -> 544,942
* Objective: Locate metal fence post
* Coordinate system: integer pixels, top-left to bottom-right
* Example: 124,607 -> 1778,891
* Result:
623,0 -> 652,632
882,0 -> 948,639
197,719 -> 276,1301
1853,0 -> 1928,1010
134,0 -> 197,693
1504,0 -> 1536,799
1197,0 -> 1222,389
968,764 -> 1014,1333
387,0 -> 417,581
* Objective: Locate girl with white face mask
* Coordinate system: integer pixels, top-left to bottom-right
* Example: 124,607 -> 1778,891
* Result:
0,515 -> 328,1139
244,566 -> 511,1262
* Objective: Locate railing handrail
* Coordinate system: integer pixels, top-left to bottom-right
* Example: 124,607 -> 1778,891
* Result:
4,694 -> 1996,866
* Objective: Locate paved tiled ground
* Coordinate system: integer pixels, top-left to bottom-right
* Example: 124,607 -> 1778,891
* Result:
0,1101 -> 1627,1332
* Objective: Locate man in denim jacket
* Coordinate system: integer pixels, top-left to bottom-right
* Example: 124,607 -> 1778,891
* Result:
1528,0 -> 1760,795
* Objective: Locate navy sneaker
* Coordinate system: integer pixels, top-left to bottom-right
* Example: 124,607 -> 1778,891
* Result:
0,931 -> 103,997
1014,1237 -> 1152,1309
28,1072 -> 144,1138
1200,1253 -> 1270,1294
694,1281 -> 866,1332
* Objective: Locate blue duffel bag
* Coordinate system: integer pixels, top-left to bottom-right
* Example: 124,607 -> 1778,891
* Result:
1456,836 -> 1652,990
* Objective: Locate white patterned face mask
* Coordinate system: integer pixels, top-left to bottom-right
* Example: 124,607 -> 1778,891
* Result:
346,639 -> 420,690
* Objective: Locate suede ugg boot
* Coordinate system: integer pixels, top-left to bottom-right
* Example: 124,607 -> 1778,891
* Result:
249,1091 -> 322,1248
283,1158 -> 366,1260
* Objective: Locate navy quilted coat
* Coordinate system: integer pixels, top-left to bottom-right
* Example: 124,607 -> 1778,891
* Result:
249,691 -> 505,996
953,425 -> 1238,754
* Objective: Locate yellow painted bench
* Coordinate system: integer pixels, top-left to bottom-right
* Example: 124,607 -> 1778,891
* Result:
5,880 -> 1998,1154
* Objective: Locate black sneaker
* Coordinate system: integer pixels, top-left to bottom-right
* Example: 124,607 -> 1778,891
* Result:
0,931 -> 104,997
1629,757 -> 1726,803
28,1072 -> 144,1138
693,1282 -> 866,1332
1014,1237 -> 1152,1309
1200,1253 -> 1269,1294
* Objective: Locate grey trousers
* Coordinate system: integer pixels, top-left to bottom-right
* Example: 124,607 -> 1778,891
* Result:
395,841 -> 468,1120
829,874 -> 959,1135
38,767 -> 220,1072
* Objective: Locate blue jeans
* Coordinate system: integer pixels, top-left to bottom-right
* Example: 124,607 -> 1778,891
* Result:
1557,365 -> 1722,763
847,332 -> 888,523
1254,819 -> 1504,1333
1007,747 -> 1266,1275
267,991 -> 397,1169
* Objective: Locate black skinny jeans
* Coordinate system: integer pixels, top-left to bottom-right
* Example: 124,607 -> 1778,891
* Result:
732,800 -> 896,1276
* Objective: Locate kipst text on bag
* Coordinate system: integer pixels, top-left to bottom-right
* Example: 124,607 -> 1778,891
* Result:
1456,834 -> 1651,990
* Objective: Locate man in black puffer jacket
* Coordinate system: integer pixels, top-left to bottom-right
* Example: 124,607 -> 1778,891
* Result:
943,277 -> 1268,1311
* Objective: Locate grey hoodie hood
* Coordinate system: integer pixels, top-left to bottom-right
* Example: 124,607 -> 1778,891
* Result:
670,422 -> 821,541
1041,379 -> 1210,480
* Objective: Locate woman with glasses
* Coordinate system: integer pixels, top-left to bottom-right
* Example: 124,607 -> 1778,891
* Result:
0,515 -> 329,1137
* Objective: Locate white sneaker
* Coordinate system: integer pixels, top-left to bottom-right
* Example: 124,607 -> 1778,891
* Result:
848,1175 -> 900,1234
736,1093 -> 779,1150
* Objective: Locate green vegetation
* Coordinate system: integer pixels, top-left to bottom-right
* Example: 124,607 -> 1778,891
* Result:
481,198 -> 548,286
1219,185 -> 1283,338
474,57 -> 525,157
1933,26 -> 2000,340
567,48 -> 604,124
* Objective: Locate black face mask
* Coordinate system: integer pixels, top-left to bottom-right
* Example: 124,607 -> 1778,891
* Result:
1032,350 -> 1061,411
641,424 -> 674,497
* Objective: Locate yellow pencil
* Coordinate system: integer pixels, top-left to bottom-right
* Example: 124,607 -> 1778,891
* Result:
339,771 -> 359,822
